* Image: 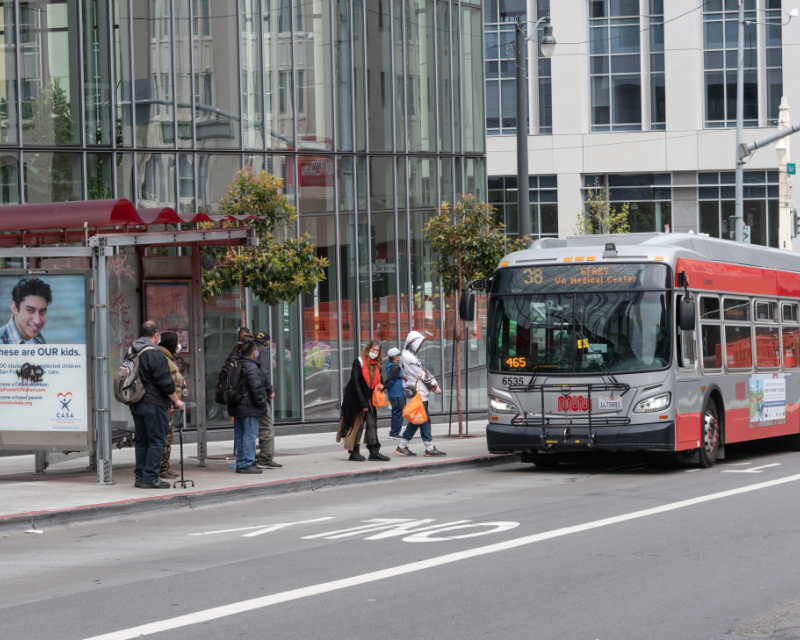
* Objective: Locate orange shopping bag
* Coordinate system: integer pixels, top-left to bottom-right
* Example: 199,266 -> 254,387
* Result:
402,383 -> 428,425
372,387 -> 387,409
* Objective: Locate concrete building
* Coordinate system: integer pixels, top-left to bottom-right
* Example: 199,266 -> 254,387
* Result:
486,0 -> 800,248
0,0 -> 486,428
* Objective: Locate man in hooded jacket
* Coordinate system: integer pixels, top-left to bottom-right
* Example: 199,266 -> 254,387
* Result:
395,331 -> 446,457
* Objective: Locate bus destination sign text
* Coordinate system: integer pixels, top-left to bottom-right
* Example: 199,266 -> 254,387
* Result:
492,263 -> 670,294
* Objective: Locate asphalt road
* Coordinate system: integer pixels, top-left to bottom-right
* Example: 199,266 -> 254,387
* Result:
4,441 -> 800,640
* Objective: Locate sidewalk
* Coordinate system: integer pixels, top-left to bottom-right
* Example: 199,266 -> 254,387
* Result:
0,421 -> 517,533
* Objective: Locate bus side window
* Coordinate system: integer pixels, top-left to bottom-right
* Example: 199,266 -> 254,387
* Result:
699,295 -> 722,371
782,302 -> 800,369
677,295 -> 697,368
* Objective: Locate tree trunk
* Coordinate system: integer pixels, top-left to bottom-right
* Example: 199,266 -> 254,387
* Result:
456,264 -> 464,438
239,273 -> 247,328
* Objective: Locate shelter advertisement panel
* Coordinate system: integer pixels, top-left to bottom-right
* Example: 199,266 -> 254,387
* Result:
750,373 -> 786,428
0,273 -> 89,432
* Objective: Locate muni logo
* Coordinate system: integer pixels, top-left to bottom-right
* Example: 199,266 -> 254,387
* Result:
57,392 -> 74,418
558,395 -> 589,412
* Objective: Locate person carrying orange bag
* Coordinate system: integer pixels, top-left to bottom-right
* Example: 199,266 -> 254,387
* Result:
395,331 -> 446,458
335,339 -> 390,462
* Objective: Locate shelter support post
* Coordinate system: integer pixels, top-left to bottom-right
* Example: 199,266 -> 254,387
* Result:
93,238 -> 114,485
191,244 -> 207,466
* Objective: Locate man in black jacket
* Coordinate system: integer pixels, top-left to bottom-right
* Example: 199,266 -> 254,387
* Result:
254,332 -> 281,469
130,321 -> 184,489
227,339 -> 268,474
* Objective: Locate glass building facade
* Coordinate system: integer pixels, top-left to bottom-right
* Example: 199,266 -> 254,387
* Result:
0,0 -> 487,426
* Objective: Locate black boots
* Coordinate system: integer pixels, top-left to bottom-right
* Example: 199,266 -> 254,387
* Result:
368,445 -> 390,461
349,445 -> 366,461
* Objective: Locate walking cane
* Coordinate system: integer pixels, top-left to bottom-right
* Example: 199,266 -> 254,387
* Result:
173,408 -> 194,489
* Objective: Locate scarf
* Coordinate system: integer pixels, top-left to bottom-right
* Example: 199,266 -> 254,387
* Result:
362,356 -> 380,389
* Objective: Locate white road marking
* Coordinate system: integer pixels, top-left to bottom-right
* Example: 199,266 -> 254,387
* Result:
83,473 -> 800,640
723,463 -> 781,474
189,517 -> 335,537
403,522 -> 519,542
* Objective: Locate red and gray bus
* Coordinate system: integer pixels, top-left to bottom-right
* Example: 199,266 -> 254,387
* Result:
484,233 -> 800,467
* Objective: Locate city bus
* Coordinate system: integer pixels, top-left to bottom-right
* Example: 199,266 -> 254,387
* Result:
482,233 -> 800,468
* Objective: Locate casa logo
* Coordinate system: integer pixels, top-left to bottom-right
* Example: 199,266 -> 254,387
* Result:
57,392 -> 74,418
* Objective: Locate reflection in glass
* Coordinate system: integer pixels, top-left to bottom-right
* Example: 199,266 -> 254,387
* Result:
87,152 -> 113,199
406,0 -> 435,152
409,157 -> 435,208
241,0 -> 264,149
440,157 -> 453,205
192,0 -> 241,149
393,0 -> 405,151
335,0 -> 353,151
339,213 -> 359,388
83,0 -> 112,145
115,152 -> 134,202
367,0 -> 392,151
301,215 -> 341,419
465,157 -> 485,201
137,153 -> 175,209
462,6 -> 484,152
270,300 -> 302,420
267,154 -> 294,200
132,0 -> 173,148
370,156 -> 393,210
0,3 -> 17,144
198,153 -> 240,212
24,151 -> 82,203
452,3 -> 461,151
298,155 -> 335,213
295,0 -> 333,149
0,153 -> 19,203
371,211 -> 399,346
353,0 -> 366,150
338,156 -> 355,212
113,0 -> 132,147
264,0 -> 294,149
178,153 -> 195,212
21,0 -> 81,145
175,0 -> 193,148
436,1 -> 452,152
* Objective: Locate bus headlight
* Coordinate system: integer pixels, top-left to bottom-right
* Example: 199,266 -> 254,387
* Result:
490,396 -> 519,414
634,393 -> 671,414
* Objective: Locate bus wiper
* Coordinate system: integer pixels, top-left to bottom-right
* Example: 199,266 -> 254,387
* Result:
575,309 -> 626,394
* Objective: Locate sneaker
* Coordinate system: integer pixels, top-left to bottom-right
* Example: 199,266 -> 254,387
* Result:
236,465 -> 263,474
394,446 -> 417,457
160,469 -> 179,479
134,475 -> 142,488
256,460 -> 283,469
139,480 -> 170,489
424,447 -> 446,457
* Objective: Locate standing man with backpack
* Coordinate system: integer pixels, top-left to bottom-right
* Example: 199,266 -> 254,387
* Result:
225,338 -> 268,474
127,321 -> 185,489
254,332 -> 281,470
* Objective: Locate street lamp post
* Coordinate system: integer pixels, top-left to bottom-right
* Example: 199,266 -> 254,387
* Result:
515,16 -> 555,241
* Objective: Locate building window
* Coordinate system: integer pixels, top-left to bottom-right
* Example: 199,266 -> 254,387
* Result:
703,0 -> 758,128
582,173 -> 672,233
766,0 -> 783,126
537,0 -> 552,134
590,0 -> 641,132
698,171 -> 779,247
649,0 -> 665,130
484,0 -> 524,136
488,175 -> 558,239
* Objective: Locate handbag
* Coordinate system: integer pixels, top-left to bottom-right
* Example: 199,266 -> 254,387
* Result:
402,381 -> 428,425
372,387 -> 387,409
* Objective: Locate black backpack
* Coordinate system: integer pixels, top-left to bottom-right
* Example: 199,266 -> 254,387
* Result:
215,356 -> 243,406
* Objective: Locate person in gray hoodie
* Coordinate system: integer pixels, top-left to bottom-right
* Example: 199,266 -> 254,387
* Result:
395,331 -> 446,457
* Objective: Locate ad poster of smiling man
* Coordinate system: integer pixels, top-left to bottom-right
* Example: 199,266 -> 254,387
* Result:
0,274 -> 88,433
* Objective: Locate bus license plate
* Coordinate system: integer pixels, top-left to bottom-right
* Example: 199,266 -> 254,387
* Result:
598,398 -> 622,410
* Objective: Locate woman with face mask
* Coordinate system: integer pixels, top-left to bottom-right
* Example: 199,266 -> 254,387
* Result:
336,339 -> 390,461
156,331 -> 185,479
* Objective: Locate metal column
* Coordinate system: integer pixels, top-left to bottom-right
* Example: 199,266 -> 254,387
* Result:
93,238 -> 114,485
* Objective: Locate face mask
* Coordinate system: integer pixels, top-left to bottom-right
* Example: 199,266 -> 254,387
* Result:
176,343 -> 182,353
369,351 -> 379,360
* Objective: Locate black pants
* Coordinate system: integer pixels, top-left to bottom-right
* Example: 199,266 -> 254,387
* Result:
131,400 -> 170,484
354,408 -> 380,449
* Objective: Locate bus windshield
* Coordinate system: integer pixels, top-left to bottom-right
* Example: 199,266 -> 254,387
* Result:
488,291 -> 671,374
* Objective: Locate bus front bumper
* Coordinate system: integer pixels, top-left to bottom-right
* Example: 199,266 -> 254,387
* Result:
486,421 -> 675,453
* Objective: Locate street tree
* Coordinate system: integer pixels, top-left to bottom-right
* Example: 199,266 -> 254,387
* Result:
425,195 -> 528,436
203,167 -> 328,326
574,179 -> 631,235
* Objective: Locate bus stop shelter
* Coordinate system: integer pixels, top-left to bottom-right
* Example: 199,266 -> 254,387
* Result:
0,199 -> 256,485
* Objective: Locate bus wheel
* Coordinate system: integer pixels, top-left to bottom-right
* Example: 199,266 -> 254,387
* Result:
699,401 -> 720,468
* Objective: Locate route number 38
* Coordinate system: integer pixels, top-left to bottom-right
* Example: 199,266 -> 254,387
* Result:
523,268 -> 543,286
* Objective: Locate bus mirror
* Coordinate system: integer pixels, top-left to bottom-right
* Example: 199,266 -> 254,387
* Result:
679,298 -> 696,331
459,291 -> 476,322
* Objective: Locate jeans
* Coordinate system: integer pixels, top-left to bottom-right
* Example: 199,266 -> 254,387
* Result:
131,401 -> 170,484
256,406 -> 274,464
389,396 -> 406,437
233,416 -> 259,468
401,401 -> 432,443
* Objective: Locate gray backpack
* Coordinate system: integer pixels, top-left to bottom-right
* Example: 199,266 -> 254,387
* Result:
113,345 -> 156,405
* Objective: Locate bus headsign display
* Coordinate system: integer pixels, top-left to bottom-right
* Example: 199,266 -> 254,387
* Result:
492,263 -> 670,294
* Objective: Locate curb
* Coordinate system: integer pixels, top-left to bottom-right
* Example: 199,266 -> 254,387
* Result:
0,453 -> 520,534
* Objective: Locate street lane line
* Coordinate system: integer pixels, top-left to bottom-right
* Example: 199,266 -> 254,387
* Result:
723,463 -> 781,474
82,472 -> 800,640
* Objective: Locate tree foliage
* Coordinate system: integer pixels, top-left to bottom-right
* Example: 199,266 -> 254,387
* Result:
574,179 -> 631,235
202,168 -> 328,319
425,195 -> 528,297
